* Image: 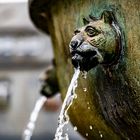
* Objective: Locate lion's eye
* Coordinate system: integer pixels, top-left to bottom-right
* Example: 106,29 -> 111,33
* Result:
85,26 -> 99,37
74,30 -> 80,35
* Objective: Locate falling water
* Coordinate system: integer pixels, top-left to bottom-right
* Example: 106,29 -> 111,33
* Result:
82,71 -> 87,93
23,96 -> 47,140
54,68 -> 80,140
82,71 -> 87,79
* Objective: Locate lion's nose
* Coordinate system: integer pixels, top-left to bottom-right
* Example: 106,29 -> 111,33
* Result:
70,40 -> 79,50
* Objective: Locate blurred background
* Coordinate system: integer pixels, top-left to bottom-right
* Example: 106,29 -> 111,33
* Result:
0,1 -> 84,140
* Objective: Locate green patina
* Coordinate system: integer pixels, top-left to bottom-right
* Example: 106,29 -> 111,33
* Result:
29,0 -> 140,139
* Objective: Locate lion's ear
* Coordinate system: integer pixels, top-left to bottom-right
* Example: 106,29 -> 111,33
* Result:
101,10 -> 115,24
89,15 -> 97,21
83,17 -> 90,25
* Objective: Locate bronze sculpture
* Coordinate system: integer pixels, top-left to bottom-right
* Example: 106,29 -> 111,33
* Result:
29,0 -> 140,139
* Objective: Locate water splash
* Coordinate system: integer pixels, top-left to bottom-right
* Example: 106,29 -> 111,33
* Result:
86,133 -> 89,137
54,68 -> 80,140
89,125 -> 93,130
99,131 -> 103,138
83,88 -> 87,92
23,96 -> 47,140
88,107 -> 90,110
73,126 -> 77,131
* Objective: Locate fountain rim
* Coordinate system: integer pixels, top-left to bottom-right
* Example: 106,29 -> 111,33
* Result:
29,0 -> 51,34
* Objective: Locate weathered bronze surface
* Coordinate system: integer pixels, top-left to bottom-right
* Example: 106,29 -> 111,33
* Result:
29,0 -> 140,139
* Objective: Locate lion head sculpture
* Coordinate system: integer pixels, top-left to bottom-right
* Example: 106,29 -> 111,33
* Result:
69,10 -> 123,71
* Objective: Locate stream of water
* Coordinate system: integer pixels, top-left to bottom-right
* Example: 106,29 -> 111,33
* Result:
23,96 -> 47,140
22,68 -> 80,140
54,68 -> 80,140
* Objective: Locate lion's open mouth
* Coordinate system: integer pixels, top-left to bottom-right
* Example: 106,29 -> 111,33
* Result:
71,49 -> 102,71
71,50 -> 97,57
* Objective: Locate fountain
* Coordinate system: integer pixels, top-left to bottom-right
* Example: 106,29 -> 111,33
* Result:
29,0 -> 140,139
